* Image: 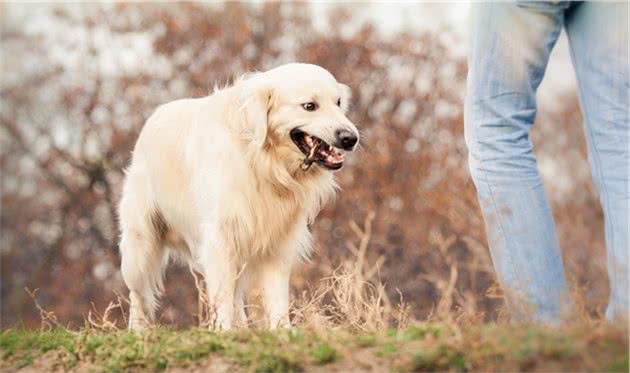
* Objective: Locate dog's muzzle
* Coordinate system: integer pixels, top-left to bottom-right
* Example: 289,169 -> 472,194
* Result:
290,128 -> 351,171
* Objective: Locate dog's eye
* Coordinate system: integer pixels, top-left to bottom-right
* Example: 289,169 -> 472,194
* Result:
336,98 -> 341,107
302,102 -> 318,112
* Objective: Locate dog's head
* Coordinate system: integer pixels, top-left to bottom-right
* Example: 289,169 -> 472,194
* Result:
237,63 -> 359,171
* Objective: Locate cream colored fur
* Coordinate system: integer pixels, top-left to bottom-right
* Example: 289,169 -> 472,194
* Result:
118,63 -> 359,331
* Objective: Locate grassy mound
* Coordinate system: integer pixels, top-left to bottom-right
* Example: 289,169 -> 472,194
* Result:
1,322 -> 627,372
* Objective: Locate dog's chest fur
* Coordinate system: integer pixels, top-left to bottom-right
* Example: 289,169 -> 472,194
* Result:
220,167 -> 335,260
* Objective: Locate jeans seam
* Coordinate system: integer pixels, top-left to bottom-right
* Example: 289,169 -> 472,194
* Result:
568,48 -> 618,310
475,161 -> 521,303
584,122 -> 616,303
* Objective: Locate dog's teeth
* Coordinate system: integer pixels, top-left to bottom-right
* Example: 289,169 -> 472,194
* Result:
328,151 -> 344,163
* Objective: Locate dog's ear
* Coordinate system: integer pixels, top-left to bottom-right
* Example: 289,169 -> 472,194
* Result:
238,74 -> 274,148
338,83 -> 352,114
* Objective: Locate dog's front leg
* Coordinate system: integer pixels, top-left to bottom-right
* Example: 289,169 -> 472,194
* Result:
199,237 -> 236,331
259,257 -> 292,329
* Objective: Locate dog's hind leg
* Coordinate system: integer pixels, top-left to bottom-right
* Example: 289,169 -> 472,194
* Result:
120,224 -> 167,331
119,172 -> 169,331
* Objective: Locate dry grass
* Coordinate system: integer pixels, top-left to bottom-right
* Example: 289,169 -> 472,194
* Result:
290,212 -> 410,332
24,288 -> 64,332
21,214 -> 624,335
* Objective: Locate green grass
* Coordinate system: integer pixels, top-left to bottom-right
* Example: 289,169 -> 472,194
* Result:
1,322 -> 627,372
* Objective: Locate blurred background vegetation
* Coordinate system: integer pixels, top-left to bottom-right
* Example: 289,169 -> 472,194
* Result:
0,2 -> 606,328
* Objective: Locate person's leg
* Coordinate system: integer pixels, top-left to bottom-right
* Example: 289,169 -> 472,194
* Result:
564,2 -> 629,322
465,2 -> 572,323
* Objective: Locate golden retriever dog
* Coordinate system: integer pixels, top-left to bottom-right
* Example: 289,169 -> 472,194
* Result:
118,63 -> 359,331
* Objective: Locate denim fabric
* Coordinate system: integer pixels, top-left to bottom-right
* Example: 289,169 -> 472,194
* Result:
465,1 -> 628,323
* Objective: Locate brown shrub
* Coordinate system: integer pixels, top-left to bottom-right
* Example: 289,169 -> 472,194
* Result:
0,3 -> 605,328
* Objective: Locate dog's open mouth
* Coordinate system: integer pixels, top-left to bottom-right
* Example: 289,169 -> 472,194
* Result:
290,129 -> 344,171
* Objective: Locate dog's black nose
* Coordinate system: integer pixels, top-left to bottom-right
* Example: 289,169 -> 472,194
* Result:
335,129 -> 358,150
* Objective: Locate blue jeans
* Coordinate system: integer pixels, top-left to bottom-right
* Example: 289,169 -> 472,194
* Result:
465,2 -> 628,323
